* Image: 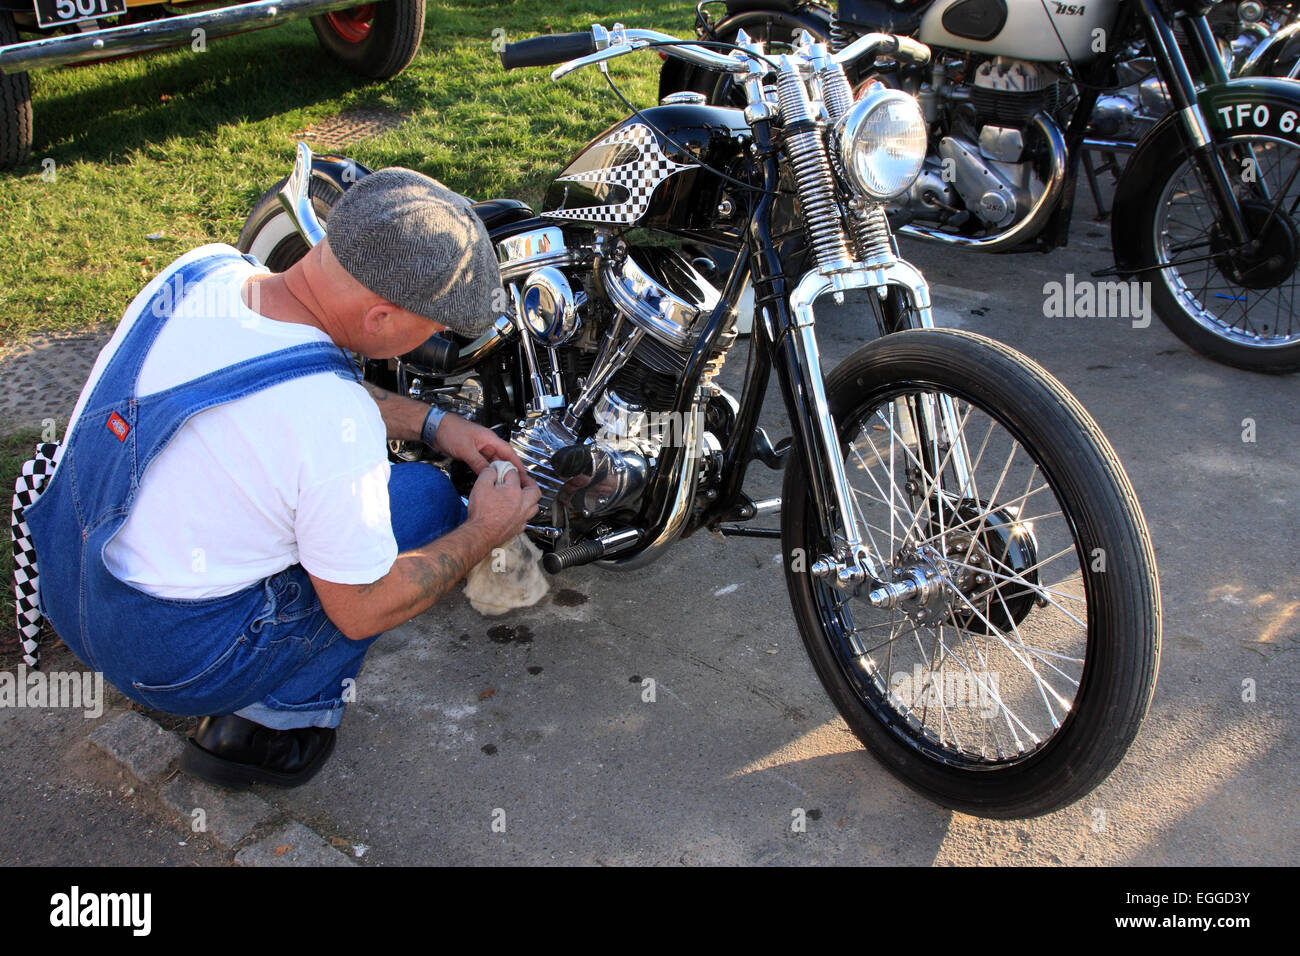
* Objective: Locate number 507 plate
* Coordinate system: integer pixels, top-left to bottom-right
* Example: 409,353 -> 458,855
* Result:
34,0 -> 127,29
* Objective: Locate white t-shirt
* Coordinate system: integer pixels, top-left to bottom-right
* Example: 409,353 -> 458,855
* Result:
59,243 -> 397,599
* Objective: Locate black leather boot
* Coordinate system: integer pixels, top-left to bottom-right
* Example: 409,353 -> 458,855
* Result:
181,714 -> 337,790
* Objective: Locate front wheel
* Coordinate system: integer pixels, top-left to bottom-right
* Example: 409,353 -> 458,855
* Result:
310,0 -> 425,80
1138,131 -> 1300,372
781,329 -> 1161,818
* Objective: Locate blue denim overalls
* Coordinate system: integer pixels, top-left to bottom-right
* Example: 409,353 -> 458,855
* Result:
24,250 -> 466,729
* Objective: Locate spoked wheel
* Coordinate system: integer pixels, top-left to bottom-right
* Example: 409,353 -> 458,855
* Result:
782,330 -> 1161,818
1140,133 -> 1300,372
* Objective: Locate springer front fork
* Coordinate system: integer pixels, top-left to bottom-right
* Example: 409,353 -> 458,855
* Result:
769,258 -> 975,595
754,35 -> 975,596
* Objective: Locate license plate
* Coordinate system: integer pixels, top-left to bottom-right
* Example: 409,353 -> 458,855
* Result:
33,0 -> 126,29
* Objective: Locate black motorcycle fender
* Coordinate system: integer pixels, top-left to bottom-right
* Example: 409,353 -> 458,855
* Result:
1111,77 -> 1300,274
305,153 -> 373,197
658,7 -> 831,101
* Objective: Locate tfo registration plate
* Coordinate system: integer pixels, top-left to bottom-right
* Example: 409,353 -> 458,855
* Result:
34,0 -> 127,29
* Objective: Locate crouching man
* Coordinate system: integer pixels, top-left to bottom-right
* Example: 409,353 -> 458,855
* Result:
25,168 -> 540,790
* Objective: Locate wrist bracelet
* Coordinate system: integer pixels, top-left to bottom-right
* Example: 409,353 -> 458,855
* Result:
421,406 -> 447,447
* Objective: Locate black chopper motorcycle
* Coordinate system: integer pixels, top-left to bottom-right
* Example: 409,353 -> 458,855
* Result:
662,0 -> 1300,373
237,24 -> 1160,818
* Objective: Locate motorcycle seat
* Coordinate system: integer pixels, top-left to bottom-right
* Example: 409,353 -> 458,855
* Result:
471,199 -> 536,232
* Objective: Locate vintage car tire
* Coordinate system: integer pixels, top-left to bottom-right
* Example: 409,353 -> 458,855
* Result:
1,12 -> 33,171
310,0 -> 425,80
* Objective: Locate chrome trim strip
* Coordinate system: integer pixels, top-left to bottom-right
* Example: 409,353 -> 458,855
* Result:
0,0 -> 371,74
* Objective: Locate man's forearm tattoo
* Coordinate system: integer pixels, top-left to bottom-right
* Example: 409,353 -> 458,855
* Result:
396,550 -> 468,615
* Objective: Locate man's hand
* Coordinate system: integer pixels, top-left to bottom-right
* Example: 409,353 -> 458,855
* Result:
310,459 -> 541,640
434,413 -> 535,487
466,459 -> 541,543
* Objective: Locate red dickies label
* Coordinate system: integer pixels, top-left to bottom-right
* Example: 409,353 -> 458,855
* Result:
106,412 -> 129,442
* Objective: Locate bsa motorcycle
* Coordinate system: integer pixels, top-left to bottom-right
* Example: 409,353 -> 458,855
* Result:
662,0 -> 1300,372
237,24 -> 1160,818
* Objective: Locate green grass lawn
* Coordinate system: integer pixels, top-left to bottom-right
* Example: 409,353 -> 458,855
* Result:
0,0 -> 695,348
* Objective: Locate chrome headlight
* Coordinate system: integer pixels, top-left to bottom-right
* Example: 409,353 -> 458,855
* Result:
835,87 -> 928,203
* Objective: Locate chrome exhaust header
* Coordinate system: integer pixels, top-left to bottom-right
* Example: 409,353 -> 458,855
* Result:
896,113 -> 1068,252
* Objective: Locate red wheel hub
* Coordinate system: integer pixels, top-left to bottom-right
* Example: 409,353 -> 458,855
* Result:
325,4 -> 376,43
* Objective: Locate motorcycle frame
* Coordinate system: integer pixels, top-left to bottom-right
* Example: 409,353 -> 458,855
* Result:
607,104 -> 957,589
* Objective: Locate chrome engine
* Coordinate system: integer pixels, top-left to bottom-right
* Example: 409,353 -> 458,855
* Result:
1088,58 -> 1172,142
503,230 -> 733,530
890,57 -> 1062,233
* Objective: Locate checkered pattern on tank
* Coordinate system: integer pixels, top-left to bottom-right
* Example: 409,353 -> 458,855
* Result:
543,124 -> 691,225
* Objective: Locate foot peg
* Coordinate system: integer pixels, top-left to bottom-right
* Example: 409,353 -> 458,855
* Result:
752,427 -> 792,470
543,528 -> 643,573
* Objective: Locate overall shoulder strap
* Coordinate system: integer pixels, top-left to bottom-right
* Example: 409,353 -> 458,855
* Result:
78,252 -> 244,424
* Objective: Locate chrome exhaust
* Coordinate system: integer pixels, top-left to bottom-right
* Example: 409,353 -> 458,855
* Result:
897,112 -> 1068,252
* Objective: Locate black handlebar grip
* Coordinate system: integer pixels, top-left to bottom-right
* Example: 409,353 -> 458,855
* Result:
402,333 -> 460,373
499,32 -> 596,70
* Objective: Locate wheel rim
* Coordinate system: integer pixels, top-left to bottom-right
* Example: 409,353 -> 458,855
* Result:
325,4 -> 377,43
1153,134 -> 1300,349
806,387 -> 1091,768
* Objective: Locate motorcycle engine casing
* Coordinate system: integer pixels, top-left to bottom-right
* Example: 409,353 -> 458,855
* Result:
506,236 -> 734,531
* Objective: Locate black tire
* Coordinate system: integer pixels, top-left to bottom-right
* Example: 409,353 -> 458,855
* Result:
236,176 -> 344,271
1,12 -> 33,171
1137,131 -> 1300,373
781,329 -> 1161,818
310,0 -> 425,80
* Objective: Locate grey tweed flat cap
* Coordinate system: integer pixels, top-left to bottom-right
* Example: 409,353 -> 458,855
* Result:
326,168 -> 504,336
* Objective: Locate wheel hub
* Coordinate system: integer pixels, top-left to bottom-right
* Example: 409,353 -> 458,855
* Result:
1211,199 -> 1300,291
872,499 -> 1041,634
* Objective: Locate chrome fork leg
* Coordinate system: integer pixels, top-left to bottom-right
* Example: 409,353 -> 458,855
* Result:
788,260 -> 976,588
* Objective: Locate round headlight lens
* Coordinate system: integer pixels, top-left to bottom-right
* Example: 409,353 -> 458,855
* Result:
835,87 -> 928,203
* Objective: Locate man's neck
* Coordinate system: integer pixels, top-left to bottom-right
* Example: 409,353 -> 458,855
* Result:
241,272 -> 325,332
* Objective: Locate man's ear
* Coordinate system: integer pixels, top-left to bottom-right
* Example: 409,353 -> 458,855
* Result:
360,301 -> 400,336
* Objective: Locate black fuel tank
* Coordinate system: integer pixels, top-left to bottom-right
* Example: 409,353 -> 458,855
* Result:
542,105 -> 752,235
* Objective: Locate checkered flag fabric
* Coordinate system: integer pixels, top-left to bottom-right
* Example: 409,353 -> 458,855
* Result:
11,442 -> 60,668
544,124 -> 690,225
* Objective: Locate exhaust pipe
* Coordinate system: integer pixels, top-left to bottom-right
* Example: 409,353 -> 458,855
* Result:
897,112 -> 1068,252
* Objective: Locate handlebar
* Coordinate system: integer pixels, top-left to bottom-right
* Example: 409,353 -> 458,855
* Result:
831,32 -> 931,68
499,24 -> 930,80
499,32 -> 597,70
